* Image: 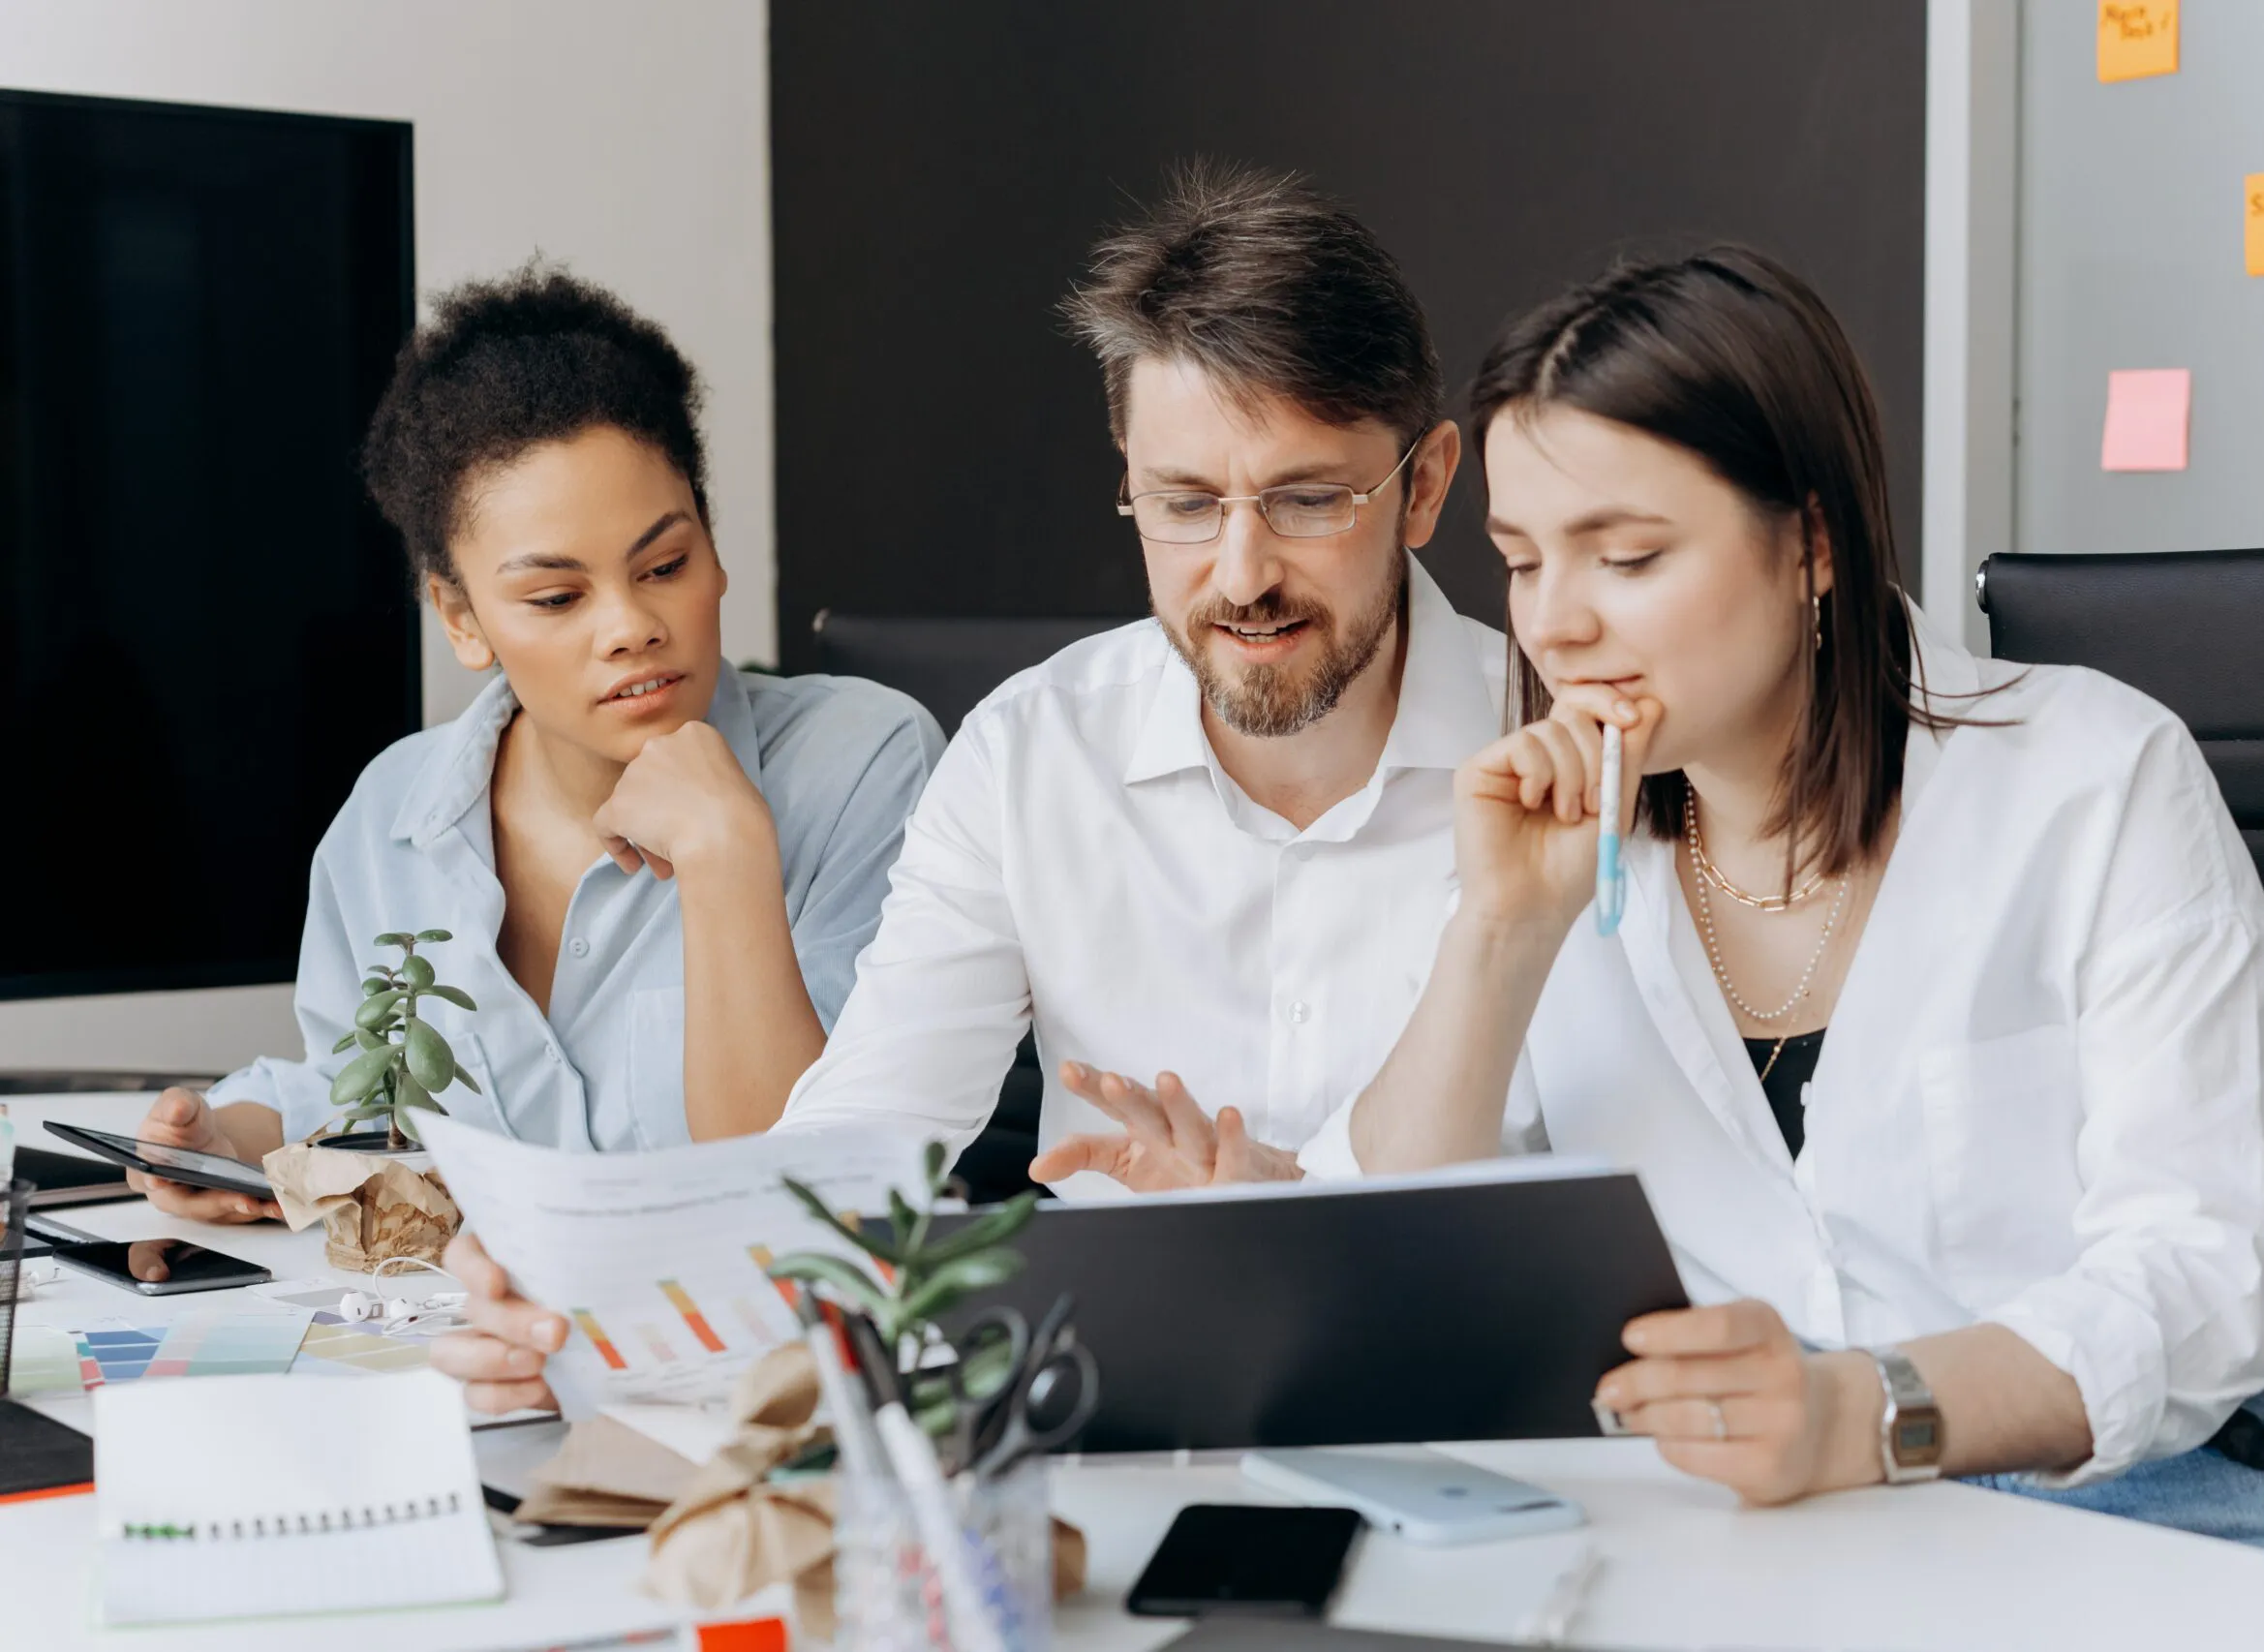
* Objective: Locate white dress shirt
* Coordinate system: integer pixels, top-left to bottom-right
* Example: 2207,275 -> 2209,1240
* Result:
777,557 -> 1506,1198
1301,606 -> 2264,1483
207,667 -> 941,1150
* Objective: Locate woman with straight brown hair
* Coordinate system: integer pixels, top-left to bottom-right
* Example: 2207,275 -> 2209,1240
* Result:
1063,248 -> 2264,1537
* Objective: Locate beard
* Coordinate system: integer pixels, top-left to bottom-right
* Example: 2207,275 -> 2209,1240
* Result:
1161,551 -> 1405,739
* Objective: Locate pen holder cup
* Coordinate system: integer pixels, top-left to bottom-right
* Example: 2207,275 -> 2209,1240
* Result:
0,1179 -> 31,1398
834,1460 -> 1054,1652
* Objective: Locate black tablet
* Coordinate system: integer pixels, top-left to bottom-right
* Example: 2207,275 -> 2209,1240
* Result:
935,1162 -> 1689,1453
42,1121 -> 274,1200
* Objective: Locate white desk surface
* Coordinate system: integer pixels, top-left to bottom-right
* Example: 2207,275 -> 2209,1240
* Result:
6,1091 -> 2262,1651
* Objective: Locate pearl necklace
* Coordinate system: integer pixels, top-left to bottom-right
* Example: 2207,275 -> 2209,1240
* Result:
1688,787 -> 1848,1025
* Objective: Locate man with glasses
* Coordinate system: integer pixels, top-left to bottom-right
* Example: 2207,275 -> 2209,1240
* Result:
766,161 -> 1504,1196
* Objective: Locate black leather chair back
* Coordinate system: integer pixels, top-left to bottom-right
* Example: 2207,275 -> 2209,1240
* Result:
809,611 -> 1140,736
1976,549 -> 2264,879
806,610 -> 1140,1204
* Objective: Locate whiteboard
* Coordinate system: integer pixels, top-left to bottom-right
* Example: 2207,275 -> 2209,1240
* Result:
2015,1 -> 2264,555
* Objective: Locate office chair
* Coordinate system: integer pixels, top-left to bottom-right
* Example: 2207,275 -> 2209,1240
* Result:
809,609 -> 1142,1203
1975,548 -> 2264,881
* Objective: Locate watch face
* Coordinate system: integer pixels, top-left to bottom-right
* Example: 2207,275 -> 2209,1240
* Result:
1894,1418 -> 1940,1453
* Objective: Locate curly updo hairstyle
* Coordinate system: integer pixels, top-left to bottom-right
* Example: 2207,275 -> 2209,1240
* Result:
361,260 -> 709,585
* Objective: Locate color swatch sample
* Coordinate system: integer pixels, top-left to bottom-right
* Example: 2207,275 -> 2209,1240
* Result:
291,1316 -> 434,1376
2101,369 -> 2191,471
2097,1 -> 2178,82
2247,174 -> 2264,277
72,1306 -> 315,1386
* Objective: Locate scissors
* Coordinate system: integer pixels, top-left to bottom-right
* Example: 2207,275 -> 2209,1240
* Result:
968,1299 -> 1099,1482
934,1307 -> 1032,1474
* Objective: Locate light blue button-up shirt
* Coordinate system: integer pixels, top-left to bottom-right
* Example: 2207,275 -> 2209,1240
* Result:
207,666 -> 942,1150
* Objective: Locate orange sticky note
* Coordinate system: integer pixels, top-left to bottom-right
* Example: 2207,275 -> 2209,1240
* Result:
2247,173 -> 2264,277
2097,1 -> 2179,82
2100,369 -> 2190,472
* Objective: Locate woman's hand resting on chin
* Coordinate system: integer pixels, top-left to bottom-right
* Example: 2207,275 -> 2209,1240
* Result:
1026,1063 -> 1302,1191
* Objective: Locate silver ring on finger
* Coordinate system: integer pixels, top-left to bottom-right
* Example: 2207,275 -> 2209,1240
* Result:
1706,1398 -> 1729,1441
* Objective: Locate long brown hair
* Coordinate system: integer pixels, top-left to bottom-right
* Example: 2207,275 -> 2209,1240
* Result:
1470,246 -> 1956,882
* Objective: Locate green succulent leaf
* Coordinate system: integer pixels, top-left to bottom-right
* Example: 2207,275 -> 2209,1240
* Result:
915,1192 -> 1042,1268
921,1140 -> 947,1193
779,1177 -> 904,1265
353,1027 -> 385,1052
892,1249 -> 1024,1328
452,1060 -> 482,1095
763,1251 -> 890,1318
354,989 -> 406,1030
330,1031 -> 358,1055
373,933 -> 413,948
399,955 -> 436,990
421,984 -> 476,1013
887,1188 -> 920,1247
328,1044 -> 393,1107
402,1016 -> 455,1090
414,929 -> 453,943
361,977 -> 390,997
396,1071 -> 430,1114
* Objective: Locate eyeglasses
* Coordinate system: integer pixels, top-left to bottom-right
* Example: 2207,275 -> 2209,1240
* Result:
1116,437 -> 1422,545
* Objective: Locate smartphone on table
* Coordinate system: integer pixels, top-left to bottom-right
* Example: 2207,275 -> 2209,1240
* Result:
1126,1503 -> 1363,1619
50,1237 -> 272,1296
1241,1448 -> 1584,1546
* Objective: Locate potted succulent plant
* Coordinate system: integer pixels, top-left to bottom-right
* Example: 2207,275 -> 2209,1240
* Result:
260,929 -> 480,1270
324,930 -> 482,1151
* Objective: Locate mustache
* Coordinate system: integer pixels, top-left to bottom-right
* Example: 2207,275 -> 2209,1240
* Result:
1185,593 -> 1331,630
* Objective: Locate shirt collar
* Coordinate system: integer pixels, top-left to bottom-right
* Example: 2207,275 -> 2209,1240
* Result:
390,661 -> 755,847
1120,554 -> 1499,786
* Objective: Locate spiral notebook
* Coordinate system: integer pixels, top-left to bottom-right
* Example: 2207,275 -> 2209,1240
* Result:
92,1368 -> 504,1626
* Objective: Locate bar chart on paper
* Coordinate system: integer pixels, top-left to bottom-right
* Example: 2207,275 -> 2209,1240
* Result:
413,1111 -> 929,1416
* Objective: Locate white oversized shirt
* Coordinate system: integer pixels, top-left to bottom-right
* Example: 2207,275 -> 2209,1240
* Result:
1301,607 -> 2264,1482
777,557 -> 1506,1198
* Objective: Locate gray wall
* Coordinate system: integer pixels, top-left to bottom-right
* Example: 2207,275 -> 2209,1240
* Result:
2016,1 -> 2264,555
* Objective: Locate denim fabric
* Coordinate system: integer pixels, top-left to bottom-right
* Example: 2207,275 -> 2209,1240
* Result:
1967,1447 -> 2264,1545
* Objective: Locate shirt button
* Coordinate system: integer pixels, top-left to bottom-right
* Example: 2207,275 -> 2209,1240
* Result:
545,1045 -> 563,1063
1287,1001 -> 1310,1025
568,936 -> 591,959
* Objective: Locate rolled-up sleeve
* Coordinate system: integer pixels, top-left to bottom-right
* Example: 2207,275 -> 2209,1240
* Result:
1988,728 -> 2264,1484
775,714 -> 1031,1165
202,830 -> 364,1145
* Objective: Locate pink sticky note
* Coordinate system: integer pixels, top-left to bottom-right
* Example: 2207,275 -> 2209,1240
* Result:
2100,368 -> 2190,472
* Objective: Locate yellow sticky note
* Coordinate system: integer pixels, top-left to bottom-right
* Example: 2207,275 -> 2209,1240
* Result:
2248,174 -> 2264,278
2098,2 -> 2178,82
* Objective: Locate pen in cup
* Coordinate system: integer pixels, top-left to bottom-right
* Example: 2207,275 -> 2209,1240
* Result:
1595,721 -> 1626,935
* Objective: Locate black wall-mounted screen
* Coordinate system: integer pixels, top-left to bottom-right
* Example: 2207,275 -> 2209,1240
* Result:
0,89 -> 414,1001
770,0 -> 1926,668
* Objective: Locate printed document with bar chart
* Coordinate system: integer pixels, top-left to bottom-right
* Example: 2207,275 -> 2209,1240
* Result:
416,1115 -> 926,1417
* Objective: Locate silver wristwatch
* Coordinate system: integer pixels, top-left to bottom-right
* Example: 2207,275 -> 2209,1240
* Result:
1870,1347 -> 1944,1484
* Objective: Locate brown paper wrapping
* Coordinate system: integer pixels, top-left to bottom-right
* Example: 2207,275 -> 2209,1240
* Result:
260,1141 -> 462,1270
511,1412 -> 701,1528
639,1344 -> 1086,1637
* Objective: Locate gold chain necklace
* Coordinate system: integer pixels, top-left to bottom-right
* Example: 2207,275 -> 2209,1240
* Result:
1685,779 -> 1829,912
1687,784 -> 1848,1049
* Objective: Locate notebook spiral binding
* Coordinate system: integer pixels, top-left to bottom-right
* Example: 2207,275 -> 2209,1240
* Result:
114,1489 -> 464,1542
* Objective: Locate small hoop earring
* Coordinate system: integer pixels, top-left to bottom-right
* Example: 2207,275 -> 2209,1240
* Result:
1812,594 -> 1823,651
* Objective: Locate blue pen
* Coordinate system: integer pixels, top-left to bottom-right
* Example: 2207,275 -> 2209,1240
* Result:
1595,722 -> 1626,935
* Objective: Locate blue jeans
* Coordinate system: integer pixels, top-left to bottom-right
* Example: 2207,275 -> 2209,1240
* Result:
1967,1447 -> 2264,1545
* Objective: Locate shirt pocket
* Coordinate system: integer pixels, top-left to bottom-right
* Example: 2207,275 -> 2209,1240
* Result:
1918,1025 -> 2086,1301
624,985 -> 688,1150
433,1030 -> 509,1140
